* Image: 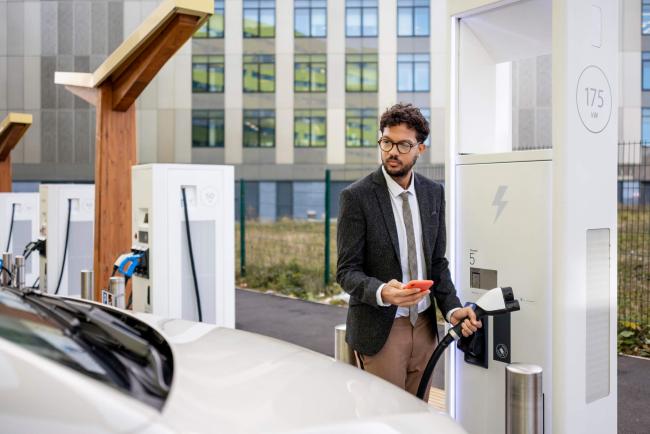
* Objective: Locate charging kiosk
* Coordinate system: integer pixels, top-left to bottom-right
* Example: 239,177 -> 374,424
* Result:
0,193 -> 39,285
446,0 -> 617,433
39,185 -> 95,296
131,164 -> 235,327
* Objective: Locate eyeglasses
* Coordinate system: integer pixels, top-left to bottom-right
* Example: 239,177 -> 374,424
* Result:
377,137 -> 417,154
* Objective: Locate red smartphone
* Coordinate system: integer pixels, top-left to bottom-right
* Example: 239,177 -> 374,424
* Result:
404,279 -> 434,292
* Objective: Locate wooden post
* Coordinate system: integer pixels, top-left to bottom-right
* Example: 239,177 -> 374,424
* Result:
55,0 -> 213,301
0,157 -> 11,193
92,86 -> 137,300
0,113 -> 33,192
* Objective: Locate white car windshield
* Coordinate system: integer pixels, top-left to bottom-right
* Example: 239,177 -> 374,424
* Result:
0,289 -> 173,410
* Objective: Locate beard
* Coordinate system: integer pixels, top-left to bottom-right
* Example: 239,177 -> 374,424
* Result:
382,154 -> 418,178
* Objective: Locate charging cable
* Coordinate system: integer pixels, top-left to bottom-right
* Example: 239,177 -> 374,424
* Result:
54,199 -> 72,295
23,238 -> 46,261
181,187 -> 203,322
5,203 -> 16,252
0,258 -> 13,282
416,287 -> 521,400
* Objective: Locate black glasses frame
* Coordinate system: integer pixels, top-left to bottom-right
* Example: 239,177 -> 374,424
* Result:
377,137 -> 417,154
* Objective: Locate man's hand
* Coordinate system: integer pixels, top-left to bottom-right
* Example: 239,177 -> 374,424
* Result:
450,307 -> 482,337
381,279 -> 430,307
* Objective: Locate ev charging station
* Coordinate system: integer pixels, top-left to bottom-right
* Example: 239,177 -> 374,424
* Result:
39,184 -> 95,296
131,164 -> 235,328
0,193 -> 39,285
446,0 -> 617,433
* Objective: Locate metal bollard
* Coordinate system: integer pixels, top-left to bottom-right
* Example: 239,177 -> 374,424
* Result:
506,364 -> 543,434
334,324 -> 357,366
80,270 -> 93,300
109,276 -> 126,308
1,252 -> 12,287
14,256 -> 25,290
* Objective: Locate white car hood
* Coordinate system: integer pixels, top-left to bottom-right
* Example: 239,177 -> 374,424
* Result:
136,315 -> 465,434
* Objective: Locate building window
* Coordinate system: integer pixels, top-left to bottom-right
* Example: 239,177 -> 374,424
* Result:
295,0 -> 327,37
397,54 -> 429,92
644,0 -> 650,34
346,54 -> 378,92
294,110 -> 327,147
195,1 -> 225,38
346,109 -> 377,147
243,55 -> 275,92
192,110 -> 224,148
294,54 -> 327,92
346,0 -> 378,37
243,0 -> 275,38
244,110 -> 275,148
192,55 -> 225,93
643,108 -> 650,146
397,0 -> 429,37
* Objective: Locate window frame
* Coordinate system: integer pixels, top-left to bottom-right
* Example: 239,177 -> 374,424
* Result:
243,0 -> 276,38
643,0 -> 650,35
243,109 -> 276,148
643,52 -> 650,92
397,0 -> 430,37
420,108 -> 431,146
346,54 -> 378,92
346,109 -> 378,148
294,54 -> 327,93
195,1 -> 225,38
192,55 -> 225,93
295,0 -> 327,38
243,55 -> 276,93
192,110 -> 225,148
642,108 -> 650,147
294,109 -> 327,148
345,1 -> 378,37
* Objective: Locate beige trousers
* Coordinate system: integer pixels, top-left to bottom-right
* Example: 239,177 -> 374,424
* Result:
356,313 -> 438,401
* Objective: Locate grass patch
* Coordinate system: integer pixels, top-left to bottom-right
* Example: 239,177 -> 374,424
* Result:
618,207 -> 650,342
235,219 -> 341,302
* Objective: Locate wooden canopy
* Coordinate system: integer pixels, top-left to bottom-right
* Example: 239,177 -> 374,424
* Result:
0,113 -> 33,192
55,0 -> 213,300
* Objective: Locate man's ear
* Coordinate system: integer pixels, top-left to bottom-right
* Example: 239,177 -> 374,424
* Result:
418,143 -> 427,155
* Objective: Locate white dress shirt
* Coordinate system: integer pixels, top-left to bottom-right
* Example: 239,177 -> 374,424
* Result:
376,166 -> 430,317
376,166 -> 459,322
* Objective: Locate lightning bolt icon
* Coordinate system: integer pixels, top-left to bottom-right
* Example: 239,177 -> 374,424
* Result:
492,185 -> 508,223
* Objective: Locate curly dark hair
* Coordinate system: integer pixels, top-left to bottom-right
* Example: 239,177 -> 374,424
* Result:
379,103 -> 430,145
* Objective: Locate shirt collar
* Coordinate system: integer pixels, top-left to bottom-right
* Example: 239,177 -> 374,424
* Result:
381,165 -> 416,199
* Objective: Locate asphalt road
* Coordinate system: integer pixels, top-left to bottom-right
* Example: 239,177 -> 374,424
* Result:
235,288 -> 650,433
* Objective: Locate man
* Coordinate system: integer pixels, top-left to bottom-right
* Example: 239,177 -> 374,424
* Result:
336,103 -> 481,400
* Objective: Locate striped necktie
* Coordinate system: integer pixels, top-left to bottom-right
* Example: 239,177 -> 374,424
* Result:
399,191 -> 419,327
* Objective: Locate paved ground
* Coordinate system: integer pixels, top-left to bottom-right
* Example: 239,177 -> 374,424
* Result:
618,355 -> 650,433
236,289 -> 649,433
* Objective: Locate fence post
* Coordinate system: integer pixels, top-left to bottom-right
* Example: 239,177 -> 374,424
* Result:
324,169 -> 331,286
240,179 -> 246,277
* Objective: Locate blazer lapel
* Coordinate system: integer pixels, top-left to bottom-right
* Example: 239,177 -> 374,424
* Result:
414,173 -> 434,277
371,168 -> 401,262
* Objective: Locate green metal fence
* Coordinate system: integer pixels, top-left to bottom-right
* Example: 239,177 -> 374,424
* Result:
617,142 -> 650,356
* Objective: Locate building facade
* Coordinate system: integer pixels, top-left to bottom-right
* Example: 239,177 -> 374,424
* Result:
0,0 -> 646,215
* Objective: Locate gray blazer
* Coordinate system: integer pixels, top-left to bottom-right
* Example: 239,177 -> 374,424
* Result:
336,167 -> 462,356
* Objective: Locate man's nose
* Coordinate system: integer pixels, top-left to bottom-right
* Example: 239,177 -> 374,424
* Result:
389,144 -> 401,157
